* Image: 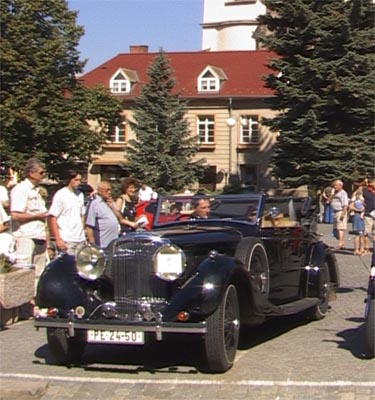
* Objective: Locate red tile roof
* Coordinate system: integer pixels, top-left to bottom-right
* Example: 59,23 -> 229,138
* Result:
80,50 -> 275,98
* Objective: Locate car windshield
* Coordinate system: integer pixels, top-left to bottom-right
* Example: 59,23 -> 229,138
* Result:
260,196 -> 309,228
153,194 -> 263,227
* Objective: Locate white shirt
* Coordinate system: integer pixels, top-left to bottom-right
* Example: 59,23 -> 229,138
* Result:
331,189 -> 349,212
138,186 -> 154,202
49,186 -> 85,242
0,203 -> 15,261
10,179 -> 47,240
0,185 -> 9,206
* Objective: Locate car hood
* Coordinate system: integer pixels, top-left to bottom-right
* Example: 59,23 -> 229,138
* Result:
145,224 -> 244,255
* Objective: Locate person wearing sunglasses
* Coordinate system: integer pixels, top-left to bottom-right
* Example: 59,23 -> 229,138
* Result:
10,158 -> 49,284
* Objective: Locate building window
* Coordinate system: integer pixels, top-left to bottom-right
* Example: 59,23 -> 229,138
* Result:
197,115 -> 215,144
241,164 -> 258,189
240,115 -> 259,144
110,72 -> 130,93
109,119 -> 126,143
198,70 -> 219,92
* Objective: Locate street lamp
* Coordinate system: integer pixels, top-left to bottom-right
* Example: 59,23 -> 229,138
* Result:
226,98 -> 235,179
226,101 -> 249,182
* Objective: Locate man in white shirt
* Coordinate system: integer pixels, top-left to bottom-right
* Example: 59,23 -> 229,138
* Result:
138,182 -> 154,202
49,170 -> 86,257
328,179 -> 349,249
10,158 -> 48,276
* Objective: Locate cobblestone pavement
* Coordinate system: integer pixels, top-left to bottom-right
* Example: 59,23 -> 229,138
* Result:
0,223 -> 374,400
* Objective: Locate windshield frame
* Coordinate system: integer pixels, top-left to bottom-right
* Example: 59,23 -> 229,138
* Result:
152,193 -> 264,228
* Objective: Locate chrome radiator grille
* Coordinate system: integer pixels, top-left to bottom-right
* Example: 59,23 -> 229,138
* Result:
111,235 -> 169,320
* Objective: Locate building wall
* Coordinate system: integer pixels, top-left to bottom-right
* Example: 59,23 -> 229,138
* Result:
202,0 -> 266,51
88,98 -> 278,192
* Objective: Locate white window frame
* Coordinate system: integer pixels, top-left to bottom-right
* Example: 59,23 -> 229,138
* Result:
110,120 -> 126,143
240,115 -> 260,144
197,116 -> 215,144
198,69 -> 220,92
110,71 -> 130,94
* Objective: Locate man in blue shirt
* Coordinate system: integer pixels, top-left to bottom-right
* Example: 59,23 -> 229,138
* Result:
85,181 -> 120,250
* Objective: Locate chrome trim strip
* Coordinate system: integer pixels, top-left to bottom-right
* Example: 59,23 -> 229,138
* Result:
34,318 -> 207,337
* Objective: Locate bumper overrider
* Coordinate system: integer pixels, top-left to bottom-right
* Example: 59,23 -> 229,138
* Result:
34,313 -> 207,341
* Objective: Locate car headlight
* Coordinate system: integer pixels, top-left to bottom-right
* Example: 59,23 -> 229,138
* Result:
76,245 -> 105,280
154,244 -> 186,281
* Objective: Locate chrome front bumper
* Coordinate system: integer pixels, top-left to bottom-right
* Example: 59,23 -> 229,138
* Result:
34,317 -> 207,341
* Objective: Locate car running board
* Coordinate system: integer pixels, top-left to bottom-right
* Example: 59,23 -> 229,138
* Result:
260,297 -> 321,317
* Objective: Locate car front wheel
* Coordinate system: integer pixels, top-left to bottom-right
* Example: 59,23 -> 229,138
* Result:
202,284 -> 240,373
47,328 -> 86,366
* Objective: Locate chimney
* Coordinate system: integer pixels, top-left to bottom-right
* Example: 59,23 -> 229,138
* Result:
129,45 -> 149,54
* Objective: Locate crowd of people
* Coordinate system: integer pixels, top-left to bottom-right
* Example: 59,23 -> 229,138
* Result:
318,178 -> 375,256
0,158 -> 158,318
0,158 -> 374,318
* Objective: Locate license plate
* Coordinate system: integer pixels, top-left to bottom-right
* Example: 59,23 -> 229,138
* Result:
87,329 -> 144,344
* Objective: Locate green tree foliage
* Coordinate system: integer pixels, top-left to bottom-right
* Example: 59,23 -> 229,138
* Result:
256,0 -> 375,190
0,0 -> 122,178
126,50 -> 205,193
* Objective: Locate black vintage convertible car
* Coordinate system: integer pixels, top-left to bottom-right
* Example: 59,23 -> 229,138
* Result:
34,193 -> 340,373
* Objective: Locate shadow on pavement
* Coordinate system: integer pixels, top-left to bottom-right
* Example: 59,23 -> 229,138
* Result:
34,334 -> 205,373
239,312 -> 310,349
33,313 -> 314,374
322,319 -> 371,361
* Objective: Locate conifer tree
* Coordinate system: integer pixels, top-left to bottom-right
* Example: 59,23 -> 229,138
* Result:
0,0 -> 122,178
256,0 -> 375,190
126,50 -> 204,193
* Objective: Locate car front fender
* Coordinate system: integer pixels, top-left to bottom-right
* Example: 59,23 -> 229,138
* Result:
36,254 -> 90,312
162,254 -> 241,321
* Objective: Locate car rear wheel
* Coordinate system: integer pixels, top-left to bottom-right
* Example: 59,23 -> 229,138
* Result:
47,328 -> 86,366
308,261 -> 331,320
364,297 -> 375,358
202,284 -> 240,373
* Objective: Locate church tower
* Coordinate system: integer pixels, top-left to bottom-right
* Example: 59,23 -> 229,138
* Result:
201,0 -> 266,51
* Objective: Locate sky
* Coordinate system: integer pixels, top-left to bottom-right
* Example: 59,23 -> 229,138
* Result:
68,0 -> 204,73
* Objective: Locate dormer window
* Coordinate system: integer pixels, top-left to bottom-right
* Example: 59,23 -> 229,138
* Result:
198,66 -> 227,92
199,71 -> 219,91
110,71 -> 129,93
110,68 -> 139,94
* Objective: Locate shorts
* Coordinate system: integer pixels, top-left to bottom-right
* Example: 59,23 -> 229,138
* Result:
333,211 -> 347,231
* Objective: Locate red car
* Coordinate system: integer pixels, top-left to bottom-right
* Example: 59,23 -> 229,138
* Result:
136,200 -> 186,229
135,201 -> 156,230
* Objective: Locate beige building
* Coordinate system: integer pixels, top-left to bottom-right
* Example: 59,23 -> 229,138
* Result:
81,46 -> 278,191
202,0 -> 266,51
